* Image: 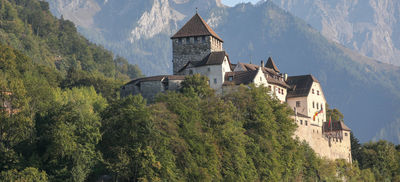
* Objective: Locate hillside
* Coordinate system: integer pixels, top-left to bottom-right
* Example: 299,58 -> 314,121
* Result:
0,0 -> 142,84
46,0 -> 400,143
1,1 -> 400,181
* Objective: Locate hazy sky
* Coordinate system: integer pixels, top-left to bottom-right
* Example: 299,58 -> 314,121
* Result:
221,0 -> 260,6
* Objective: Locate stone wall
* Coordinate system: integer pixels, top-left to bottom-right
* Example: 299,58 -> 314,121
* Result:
294,115 -> 352,162
121,79 -> 183,101
172,36 -> 223,74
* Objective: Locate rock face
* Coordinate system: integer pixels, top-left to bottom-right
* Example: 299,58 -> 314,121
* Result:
271,0 -> 400,66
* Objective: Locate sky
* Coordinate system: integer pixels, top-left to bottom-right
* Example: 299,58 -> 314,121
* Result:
221,0 -> 261,7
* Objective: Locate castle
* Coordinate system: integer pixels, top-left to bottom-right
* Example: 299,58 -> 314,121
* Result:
121,13 -> 352,162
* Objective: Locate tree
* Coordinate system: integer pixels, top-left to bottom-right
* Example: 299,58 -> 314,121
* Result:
35,87 -> 106,182
0,167 -> 48,182
180,74 -> 214,98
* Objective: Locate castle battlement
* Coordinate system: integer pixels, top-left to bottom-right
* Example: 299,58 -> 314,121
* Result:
121,13 -> 352,162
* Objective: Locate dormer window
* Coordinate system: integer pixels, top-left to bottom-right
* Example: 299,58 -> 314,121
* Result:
228,76 -> 233,81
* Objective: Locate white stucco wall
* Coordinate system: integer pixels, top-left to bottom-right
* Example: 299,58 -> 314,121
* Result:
307,82 -> 327,126
188,56 -> 231,90
287,96 -> 308,116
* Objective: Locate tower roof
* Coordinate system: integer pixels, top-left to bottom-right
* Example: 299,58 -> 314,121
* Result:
171,13 -> 223,42
265,57 -> 280,73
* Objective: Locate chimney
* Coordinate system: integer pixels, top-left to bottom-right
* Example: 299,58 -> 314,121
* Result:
261,60 -> 264,68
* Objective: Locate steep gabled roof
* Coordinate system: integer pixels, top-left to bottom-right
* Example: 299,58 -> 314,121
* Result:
171,13 -> 223,42
265,57 -> 280,73
286,75 -> 319,98
223,70 -> 259,85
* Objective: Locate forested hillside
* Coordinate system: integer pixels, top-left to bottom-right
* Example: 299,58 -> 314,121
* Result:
1,0 -> 400,181
0,0 -> 142,83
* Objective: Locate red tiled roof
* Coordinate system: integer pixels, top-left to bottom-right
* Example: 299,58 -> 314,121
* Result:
171,13 -> 223,42
323,121 -> 351,132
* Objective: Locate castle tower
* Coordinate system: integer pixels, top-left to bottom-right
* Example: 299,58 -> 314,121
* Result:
171,13 -> 224,74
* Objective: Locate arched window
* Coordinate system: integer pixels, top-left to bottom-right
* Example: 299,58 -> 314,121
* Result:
313,101 -> 315,108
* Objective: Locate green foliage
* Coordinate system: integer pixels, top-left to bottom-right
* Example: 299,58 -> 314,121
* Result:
180,74 -> 214,98
35,87 -> 106,182
0,167 -> 48,182
326,104 -> 344,121
357,140 -> 400,181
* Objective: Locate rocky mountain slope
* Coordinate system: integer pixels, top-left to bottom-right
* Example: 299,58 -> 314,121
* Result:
46,0 -> 400,143
271,0 -> 400,66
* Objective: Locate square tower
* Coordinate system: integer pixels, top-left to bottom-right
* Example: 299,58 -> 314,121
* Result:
171,13 -> 224,74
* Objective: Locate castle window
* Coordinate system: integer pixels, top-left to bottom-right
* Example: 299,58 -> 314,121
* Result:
305,121 -> 308,126
228,76 -> 233,81
317,103 -> 319,109
313,102 -> 315,108
300,120 -> 303,125
312,89 -> 315,94
317,90 -> 320,95
214,78 -> 217,84
345,132 -> 348,136
296,101 -> 301,107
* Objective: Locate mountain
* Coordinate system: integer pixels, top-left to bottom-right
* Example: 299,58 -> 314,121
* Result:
270,0 -> 400,66
46,0 -> 400,143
